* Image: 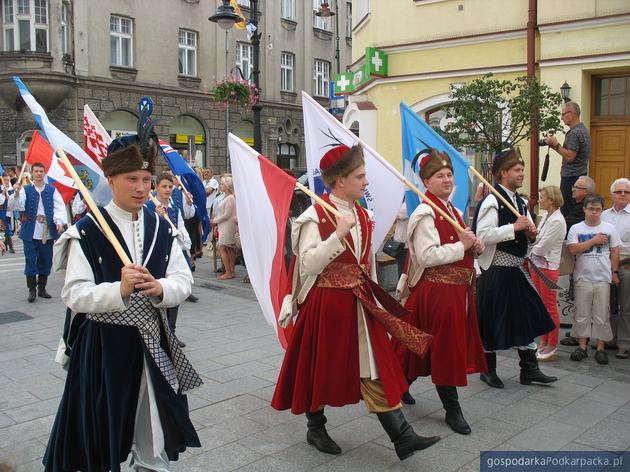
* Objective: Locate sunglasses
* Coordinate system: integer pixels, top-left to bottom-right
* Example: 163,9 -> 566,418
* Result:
572,185 -> 588,190
613,190 -> 630,195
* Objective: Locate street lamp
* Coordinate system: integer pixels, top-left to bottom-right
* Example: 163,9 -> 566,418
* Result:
316,1 -> 340,76
560,81 -> 571,103
209,0 -> 262,154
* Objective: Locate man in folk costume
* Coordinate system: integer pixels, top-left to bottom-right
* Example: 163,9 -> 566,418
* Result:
393,149 -> 486,435
272,144 -> 439,461
43,114 -> 202,472
8,161 -> 67,302
472,147 -> 557,388
1,174 -> 16,253
146,172 -> 194,347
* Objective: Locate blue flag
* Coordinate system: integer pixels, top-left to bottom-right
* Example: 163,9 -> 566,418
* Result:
400,102 -> 470,216
158,141 -> 210,241
0,163 -> 4,176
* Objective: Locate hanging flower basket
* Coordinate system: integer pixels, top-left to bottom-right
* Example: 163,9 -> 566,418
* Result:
211,76 -> 259,110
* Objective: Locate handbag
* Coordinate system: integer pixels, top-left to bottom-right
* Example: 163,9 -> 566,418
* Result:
382,237 -> 404,258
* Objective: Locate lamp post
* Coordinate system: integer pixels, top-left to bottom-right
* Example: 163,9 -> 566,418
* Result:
560,81 -> 571,103
209,0 -> 262,155
316,1 -> 340,76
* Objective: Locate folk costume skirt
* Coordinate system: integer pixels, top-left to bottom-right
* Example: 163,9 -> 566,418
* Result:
271,285 -> 409,415
43,319 -> 200,472
394,273 -> 486,386
476,265 -> 556,351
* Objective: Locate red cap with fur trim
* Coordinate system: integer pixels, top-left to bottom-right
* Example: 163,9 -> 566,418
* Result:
320,145 -> 350,171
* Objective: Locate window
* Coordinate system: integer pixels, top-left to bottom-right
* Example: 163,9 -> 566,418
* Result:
60,1 -> 68,55
281,0 -> 294,20
595,76 -> 630,117
355,0 -> 369,27
237,0 -> 250,7
313,59 -> 330,97
178,29 -> 197,76
277,143 -> 298,170
236,41 -> 253,81
346,2 -> 352,37
312,0 -> 331,31
110,15 -> 133,67
280,52 -> 294,92
2,0 -> 48,52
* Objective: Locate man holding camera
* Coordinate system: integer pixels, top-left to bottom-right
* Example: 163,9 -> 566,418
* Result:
544,101 -> 591,217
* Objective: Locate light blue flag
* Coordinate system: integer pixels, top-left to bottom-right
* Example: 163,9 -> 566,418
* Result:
400,102 -> 470,216
0,163 -> 4,176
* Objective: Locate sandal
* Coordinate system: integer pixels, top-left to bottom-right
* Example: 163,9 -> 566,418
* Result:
570,347 -> 587,362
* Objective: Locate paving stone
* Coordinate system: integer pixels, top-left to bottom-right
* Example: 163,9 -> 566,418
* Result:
170,442 -> 262,471
505,420 -> 584,450
528,381 -> 593,407
548,398 -> 618,428
562,372 -> 607,388
206,361 -> 273,383
574,418 -> 630,451
312,442 -> 398,472
439,417 -> 523,455
386,444 -> 477,471
191,394 -> 269,427
0,412 -> 14,428
0,390 -> 40,412
611,400 -> 630,424
195,416 -> 267,452
0,416 -> 54,448
491,398 -> 561,428
473,382 -> 537,406
579,380 -> 630,407
0,437 -> 45,466
237,417 -> 306,455
4,397 -> 61,423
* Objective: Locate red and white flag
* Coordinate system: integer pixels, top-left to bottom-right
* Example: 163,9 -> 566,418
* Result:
83,104 -> 112,164
25,131 -> 76,203
228,133 -> 296,347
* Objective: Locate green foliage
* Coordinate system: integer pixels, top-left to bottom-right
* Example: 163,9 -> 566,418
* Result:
439,74 -> 563,154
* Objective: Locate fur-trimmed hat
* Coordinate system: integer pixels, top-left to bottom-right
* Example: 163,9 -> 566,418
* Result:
102,108 -> 158,177
491,146 -> 524,178
416,148 -> 453,180
320,144 -> 365,188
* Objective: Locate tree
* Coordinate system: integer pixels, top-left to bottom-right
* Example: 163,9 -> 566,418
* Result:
439,74 -> 563,155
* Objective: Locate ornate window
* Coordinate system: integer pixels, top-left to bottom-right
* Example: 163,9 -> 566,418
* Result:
313,59 -> 330,97
281,0 -> 294,20
1,0 -> 49,52
178,29 -> 197,76
236,41 -> 253,81
280,52 -> 294,92
110,14 -> 133,67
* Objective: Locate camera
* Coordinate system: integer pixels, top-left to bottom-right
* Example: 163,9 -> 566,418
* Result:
538,138 -> 548,146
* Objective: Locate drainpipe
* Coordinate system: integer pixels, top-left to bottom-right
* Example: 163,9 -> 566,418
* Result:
527,0 -> 539,209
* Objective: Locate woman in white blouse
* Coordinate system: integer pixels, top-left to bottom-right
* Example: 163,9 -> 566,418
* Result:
530,186 -> 567,361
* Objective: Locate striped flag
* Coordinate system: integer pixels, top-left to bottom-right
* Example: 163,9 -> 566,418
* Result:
228,133 -> 295,347
14,76 -> 111,205
302,91 -> 404,249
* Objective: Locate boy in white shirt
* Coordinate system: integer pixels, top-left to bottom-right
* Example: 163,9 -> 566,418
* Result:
567,194 -> 621,365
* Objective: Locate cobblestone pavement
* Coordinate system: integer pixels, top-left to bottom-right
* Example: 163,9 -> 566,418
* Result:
1,243 -> 629,471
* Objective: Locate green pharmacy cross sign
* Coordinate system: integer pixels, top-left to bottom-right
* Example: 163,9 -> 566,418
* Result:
366,47 -> 388,78
333,47 -> 389,96
334,72 -> 355,95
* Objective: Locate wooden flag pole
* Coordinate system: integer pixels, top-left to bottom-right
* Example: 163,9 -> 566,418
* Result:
56,148 -> 132,266
295,181 -> 342,218
467,166 -> 521,218
16,160 -> 28,184
149,194 -> 177,231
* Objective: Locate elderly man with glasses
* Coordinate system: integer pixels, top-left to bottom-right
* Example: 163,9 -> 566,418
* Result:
545,101 -> 592,217
602,178 -> 630,359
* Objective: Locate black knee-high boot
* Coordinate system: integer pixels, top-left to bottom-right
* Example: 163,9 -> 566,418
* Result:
518,349 -> 557,385
37,275 -> 52,298
166,307 -> 186,348
305,409 -> 341,455
480,352 -> 504,388
376,409 -> 440,460
26,276 -> 37,303
435,386 -> 471,435
401,378 -> 416,405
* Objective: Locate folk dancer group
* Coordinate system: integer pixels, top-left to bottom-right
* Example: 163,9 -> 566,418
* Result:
31,123 -> 559,469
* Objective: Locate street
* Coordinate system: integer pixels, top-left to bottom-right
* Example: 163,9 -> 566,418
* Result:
1,242 -> 630,471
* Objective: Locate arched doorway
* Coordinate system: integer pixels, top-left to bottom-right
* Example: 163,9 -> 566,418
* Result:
169,114 -> 206,168
101,110 -> 138,139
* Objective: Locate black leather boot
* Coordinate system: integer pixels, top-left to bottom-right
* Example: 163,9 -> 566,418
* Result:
305,410 -> 341,455
480,352 -> 504,388
376,409 -> 440,460
518,348 -> 557,385
37,275 -> 52,298
435,386 -> 471,435
166,307 -> 186,348
402,379 -> 416,405
26,276 -> 37,302
4,236 -> 14,253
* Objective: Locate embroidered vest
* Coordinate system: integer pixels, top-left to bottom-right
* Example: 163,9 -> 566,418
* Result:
19,184 -> 59,242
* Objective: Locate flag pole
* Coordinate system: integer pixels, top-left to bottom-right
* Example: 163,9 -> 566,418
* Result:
149,194 -> 177,231
467,166 -> 521,218
16,160 -> 28,184
56,148 -> 132,266
295,181 -> 342,218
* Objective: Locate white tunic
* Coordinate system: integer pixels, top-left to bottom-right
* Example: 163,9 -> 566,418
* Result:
9,183 -> 67,239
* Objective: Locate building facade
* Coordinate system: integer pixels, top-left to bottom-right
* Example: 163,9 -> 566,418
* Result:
0,0 -> 352,173
345,0 -> 630,207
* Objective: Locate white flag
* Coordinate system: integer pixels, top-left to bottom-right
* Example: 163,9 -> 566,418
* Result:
302,91 -> 404,249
